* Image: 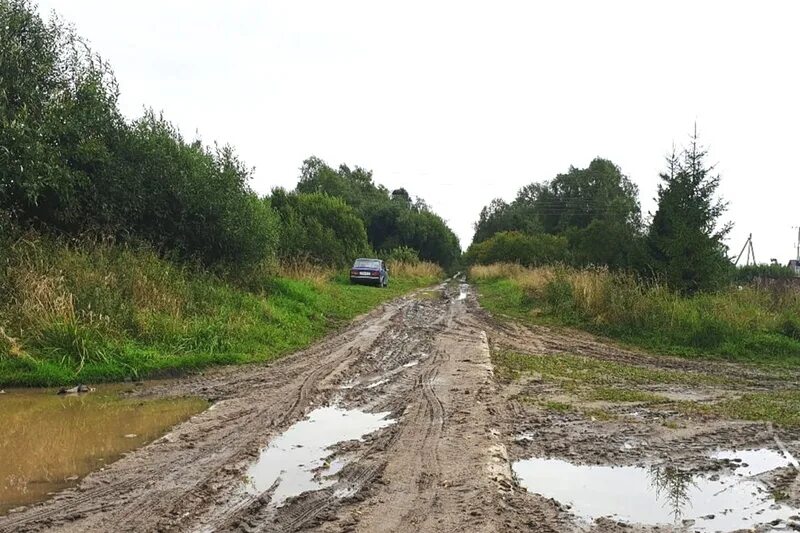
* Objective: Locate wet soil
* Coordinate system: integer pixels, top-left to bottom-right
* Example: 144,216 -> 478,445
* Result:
2,281 -> 800,532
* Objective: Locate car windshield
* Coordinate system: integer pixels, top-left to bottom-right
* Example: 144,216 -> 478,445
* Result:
353,259 -> 381,269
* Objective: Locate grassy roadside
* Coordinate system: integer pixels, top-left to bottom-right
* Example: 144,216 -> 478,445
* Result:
0,238 -> 441,387
471,263 -> 800,369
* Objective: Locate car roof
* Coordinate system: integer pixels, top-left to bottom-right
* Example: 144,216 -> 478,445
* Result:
355,258 -> 381,261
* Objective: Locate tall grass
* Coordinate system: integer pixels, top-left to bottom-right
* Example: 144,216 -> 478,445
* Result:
470,263 -> 800,366
0,235 -> 441,386
387,260 -> 442,279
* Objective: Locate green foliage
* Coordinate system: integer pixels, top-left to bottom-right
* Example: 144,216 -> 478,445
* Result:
565,218 -> 649,270
471,158 -> 643,270
473,198 -> 542,243
270,189 -> 371,267
0,1 -> 278,267
382,246 -> 420,264
465,231 -> 570,267
734,264 -> 797,283
296,156 -> 461,268
0,0 -> 122,226
647,133 -> 732,293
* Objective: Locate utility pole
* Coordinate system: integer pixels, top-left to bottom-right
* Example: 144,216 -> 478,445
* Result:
795,226 -> 800,262
734,233 -> 757,266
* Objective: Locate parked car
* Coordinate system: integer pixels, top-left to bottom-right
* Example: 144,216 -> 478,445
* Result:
350,258 -> 389,287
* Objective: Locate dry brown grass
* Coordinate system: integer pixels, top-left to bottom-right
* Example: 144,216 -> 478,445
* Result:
6,267 -> 76,327
277,260 -> 334,286
0,327 -> 25,358
387,260 -> 442,279
469,263 -> 555,291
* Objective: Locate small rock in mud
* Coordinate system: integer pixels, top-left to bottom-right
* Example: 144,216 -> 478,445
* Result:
57,384 -> 93,395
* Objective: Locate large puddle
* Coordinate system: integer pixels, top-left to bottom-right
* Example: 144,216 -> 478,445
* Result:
0,386 -> 207,514
245,405 -> 394,505
514,449 -> 799,531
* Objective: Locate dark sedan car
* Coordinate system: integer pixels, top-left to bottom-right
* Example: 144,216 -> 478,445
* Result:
349,258 -> 389,287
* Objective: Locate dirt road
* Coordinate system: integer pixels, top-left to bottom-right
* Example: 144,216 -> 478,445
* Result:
3,281 -> 799,532
0,282 -> 548,532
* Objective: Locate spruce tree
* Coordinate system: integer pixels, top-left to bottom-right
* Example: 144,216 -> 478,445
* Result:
648,129 -> 732,293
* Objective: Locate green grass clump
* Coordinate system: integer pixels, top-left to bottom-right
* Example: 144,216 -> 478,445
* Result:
472,264 -> 800,368
543,400 -> 572,412
0,236 -> 439,386
586,387 -> 669,404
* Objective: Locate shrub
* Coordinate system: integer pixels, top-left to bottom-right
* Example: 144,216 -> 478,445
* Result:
734,264 -> 797,283
465,231 -> 570,267
270,189 -> 372,267
383,246 -> 420,265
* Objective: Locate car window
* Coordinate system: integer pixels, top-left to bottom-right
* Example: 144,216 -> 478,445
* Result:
353,259 -> 381,269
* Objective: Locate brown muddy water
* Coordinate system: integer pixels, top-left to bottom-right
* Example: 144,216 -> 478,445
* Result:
0,385 -> 207,514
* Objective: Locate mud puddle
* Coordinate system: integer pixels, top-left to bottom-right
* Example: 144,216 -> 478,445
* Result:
458,283 -> 468,300
244,405 -> 394,505
0,386 -> 207,515
513,449 -> 799,531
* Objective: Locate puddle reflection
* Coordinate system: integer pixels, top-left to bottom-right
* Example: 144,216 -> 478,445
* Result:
513,449 -> 798,531
245,405 -> 394,506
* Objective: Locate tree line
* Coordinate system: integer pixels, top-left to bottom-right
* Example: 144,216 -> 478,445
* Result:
0,0 -> 461,272
467,135 -> 742,293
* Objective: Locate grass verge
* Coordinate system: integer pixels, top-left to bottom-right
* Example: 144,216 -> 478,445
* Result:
471,263 -> 800,368
0,237 -> 440,386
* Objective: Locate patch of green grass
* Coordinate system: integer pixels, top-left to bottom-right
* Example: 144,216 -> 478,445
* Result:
543,400 -> 572,412
772,490 -> 790,502
586,387 -> 669,404
715,391 -> 800,427
493,350 -> 729,387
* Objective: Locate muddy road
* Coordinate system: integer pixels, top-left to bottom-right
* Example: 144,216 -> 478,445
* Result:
3,281 -> 800,532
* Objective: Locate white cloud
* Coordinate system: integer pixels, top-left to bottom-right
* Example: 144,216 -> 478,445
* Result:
37,0 -> 800,262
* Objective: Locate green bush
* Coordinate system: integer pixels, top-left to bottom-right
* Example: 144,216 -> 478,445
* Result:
465,231 -> 570,267
296,157 -> 461,268
382,246 -> 420,264
270,189 -> 372,267
734,264 -> 797,283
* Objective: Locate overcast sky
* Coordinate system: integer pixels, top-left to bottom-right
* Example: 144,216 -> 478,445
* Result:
37,1 -> 800,262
